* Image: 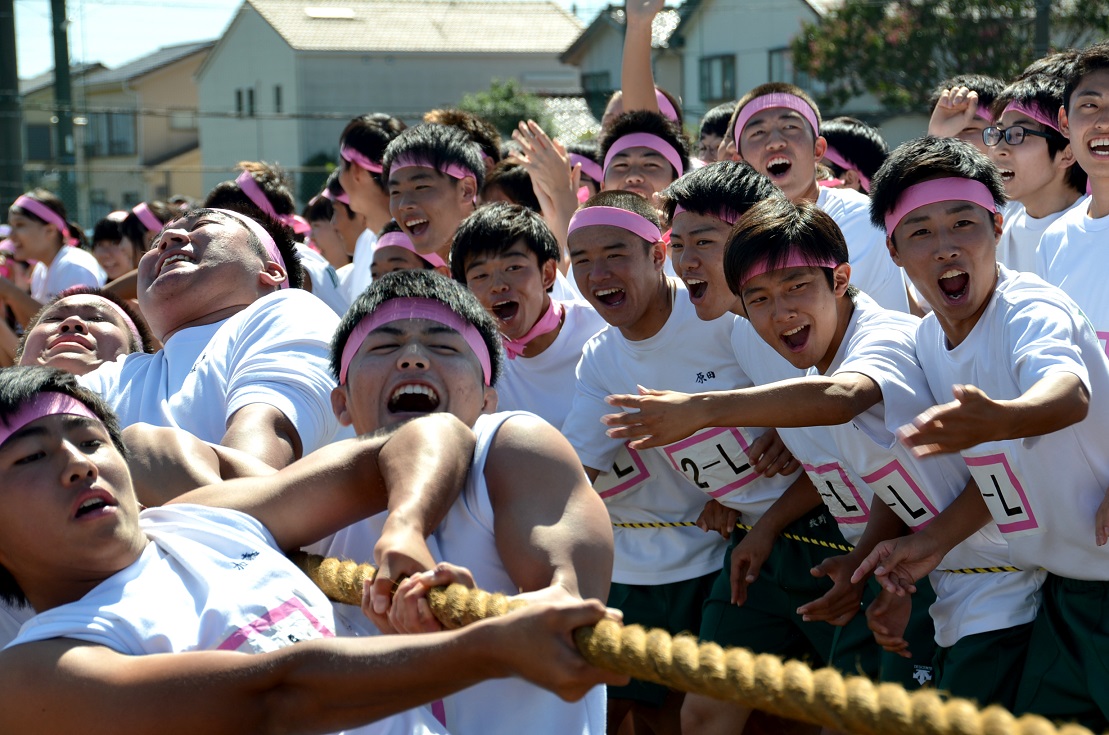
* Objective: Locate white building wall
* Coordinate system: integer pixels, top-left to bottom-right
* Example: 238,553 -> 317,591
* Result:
197,6 -> 301,194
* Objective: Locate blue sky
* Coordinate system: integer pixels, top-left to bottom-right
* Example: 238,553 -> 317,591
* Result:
14,0 -> 614,79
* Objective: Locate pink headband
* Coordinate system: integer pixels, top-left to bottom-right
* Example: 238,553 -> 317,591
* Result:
672,203 -> 739,226
54,289 -> 144,348
13,196 -> 77,246
974,106 -> 994,124
0,392 -> 100,448
341,144 -> 384,174
339,297 -> 492,385
235,171 -> 312,236
655,89 -> 679,122
131,202 -> 163,234
1001,101 -> 1060,132
208,208 -> 289,289
735,94 -> 820,141
603,133 -> 684,178
376,230 -> 447,269
390,154 -> 478,182
322,189 -> 351,206
568,206 -> 662,243
821,146 -> 871,192
739,251 -> 840,288
569,154 -> 603,183
884,177 -> 998,234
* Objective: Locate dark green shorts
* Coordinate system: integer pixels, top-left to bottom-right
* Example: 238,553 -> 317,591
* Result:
843,576 -> 936,690
933,622 -> 1033,710
699,507 -> 879,677
1014,574 -> 1109,730
606,571 -> 718,706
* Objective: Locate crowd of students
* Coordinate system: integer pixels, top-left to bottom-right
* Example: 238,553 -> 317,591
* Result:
2,2 -> 1109,732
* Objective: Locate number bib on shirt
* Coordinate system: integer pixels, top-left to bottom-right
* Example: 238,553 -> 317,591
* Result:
964,450 -> 1041,537
805,461 -> 871,526
594,443 -> 652,500
863,459 -> 940,531
662,427 -> 763,499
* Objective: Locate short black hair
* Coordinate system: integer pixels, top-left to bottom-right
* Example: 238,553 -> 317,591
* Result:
724,198 -> 853,300
993,75 -> 1087,194
0,366 -> 128,608
597,110 -> 690,181
325,171 -> 356,221
304,189 -> 334,223
339,113 -> 408,190
330,269 -> 503,386
481,162 -> 542,213
205,163 -> 297,218
424,108 -> 502,166
658,161 -> 782,223
382,124 -> 486,190
450,203 -> 559,284
178,207 -> 305,290
928,74 -> 1005,113
733,83 -> 822,138
699,102 -> 736,140
91,214 -> 124,246
869,136 -> 1007,236
8,189 -> 87,249
120,200 -> 174,250
819,117 -> 889,190
572,190 -> 661,251
1064,42 -> 1109,112
18,286 -> 156,358
1019,50 -> 1079,81
565,141 -> 602,184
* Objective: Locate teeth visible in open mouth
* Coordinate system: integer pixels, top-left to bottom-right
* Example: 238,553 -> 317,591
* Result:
769,157 -> 790,167
79,498 -> 103,510
999,168 -> 1014,180
388,383 -> 441,413
595,288 -> 621,296
1091,137 -> 1109,151
783,325 -> 804,336
391,384 -> 438,402
161,253 -> 194,272
405,218 -> 428,228
686,279 -> 705,286
940,269 -> 965,280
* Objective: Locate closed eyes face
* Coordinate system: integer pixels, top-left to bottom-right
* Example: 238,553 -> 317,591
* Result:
20,296 -> 133,374
337,318 -> 493,434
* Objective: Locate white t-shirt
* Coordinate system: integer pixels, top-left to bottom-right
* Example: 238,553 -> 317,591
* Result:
1037,198 -> 1109,357
823,294 -> 1042,646
434,411 -> 606,735
7,505 -> 442,735
816,187 -> 909,313
30,245 -> 106,302
917,267 -> 1109,580
296,242 -> 349,316
80,289 -> 340,455
495,300 -> 605,430
551,268 -> 586,302
997,196 -> 1086,276
563,280 -> 792,584
340,228 -> 377,304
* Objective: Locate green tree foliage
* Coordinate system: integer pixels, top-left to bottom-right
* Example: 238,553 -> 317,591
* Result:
459,79 -> 551,138
792,1 -> 1109,112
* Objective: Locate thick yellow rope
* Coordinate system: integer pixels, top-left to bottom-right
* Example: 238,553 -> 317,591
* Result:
612,520 -> 1023,573
291,552 -> 1094,735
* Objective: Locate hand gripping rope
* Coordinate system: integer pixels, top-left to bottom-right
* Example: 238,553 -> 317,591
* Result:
292,552 -> 1087,735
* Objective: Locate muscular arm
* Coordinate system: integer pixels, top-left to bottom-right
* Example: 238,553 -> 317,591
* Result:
174,413 -> 475,552
605,373 -> 883,449
487,415 -> 615,602
0,602 -> 619,735
221,403 -> 303,470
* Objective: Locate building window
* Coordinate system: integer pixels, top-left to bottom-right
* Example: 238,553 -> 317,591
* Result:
235,89 -> 243,117
83,113 -> 135,157
274,85 -> 283,114
247,88 -> 256,118
26,124 -> 53,161
699,55 -> 736,104
582,70 -> 613,121
768,47 -> 821,96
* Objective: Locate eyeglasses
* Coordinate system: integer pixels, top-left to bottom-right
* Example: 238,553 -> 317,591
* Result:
982,126 -> 1056,147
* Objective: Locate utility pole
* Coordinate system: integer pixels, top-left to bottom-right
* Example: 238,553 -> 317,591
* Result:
50,0 -> 76,215
0,0 -> 22,205
1034,0 -> 1051,60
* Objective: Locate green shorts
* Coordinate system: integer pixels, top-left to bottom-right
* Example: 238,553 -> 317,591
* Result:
1014,574 -> 1109,730
933,622 -> 1033,710
699,507 -> 879,677
606,571 -> 718,706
